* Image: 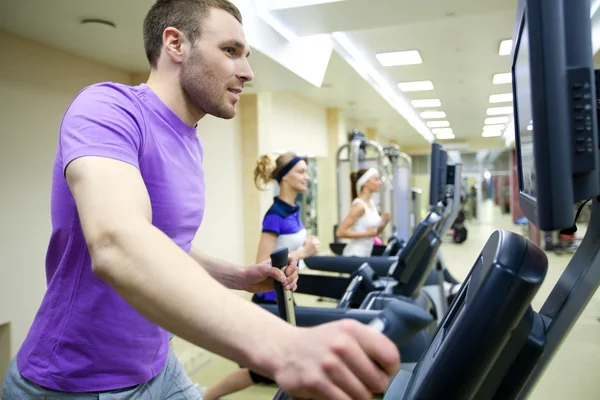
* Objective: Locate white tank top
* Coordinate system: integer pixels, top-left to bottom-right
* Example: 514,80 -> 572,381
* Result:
342,198 -> 382,257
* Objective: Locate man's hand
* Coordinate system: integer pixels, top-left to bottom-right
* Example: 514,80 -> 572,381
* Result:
276,320 -> 401,400
240,256 -> 299,293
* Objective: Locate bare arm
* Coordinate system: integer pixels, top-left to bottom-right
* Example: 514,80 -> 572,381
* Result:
336,203 -> 376,239
256,232 -> 309,263
189,246 -> 246,290
256,232 -> 279,263
67,156 -> 293,377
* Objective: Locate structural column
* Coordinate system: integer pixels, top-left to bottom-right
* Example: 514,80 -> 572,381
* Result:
239,94 -> 274,264
366,127 -> 378,142
317,108 -> 347,252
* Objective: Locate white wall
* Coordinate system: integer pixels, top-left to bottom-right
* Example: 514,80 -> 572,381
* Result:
265,92 -> 329,157
193,115 -> 244,265
0,31 -> 132,360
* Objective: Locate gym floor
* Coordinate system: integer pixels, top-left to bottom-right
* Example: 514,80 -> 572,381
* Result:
189,200 -> 600,399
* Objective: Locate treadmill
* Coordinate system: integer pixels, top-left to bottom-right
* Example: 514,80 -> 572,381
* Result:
303,144 -> 458,278
384,1 -> 600,397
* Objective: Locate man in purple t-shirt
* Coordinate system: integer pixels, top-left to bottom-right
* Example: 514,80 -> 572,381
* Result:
1,0 -> 399,399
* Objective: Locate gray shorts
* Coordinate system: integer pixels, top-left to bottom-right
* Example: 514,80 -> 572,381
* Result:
1,347 -> 203,399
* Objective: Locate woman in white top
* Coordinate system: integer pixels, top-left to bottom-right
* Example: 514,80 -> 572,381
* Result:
336,167 -> 391,257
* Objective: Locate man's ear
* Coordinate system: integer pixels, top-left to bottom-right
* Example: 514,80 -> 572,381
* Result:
162,27 -> 187,64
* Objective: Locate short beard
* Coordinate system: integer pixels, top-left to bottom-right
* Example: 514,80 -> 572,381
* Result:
180,48 -> 235,120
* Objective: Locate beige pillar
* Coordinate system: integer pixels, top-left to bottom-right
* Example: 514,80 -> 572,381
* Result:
239,94 -> 275,264
239,95 -> 263,264
317,108 -> 347,253
366,127 -> 378,142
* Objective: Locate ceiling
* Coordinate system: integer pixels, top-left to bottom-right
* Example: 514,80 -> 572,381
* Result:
266,0 -> 518,148
1,0 -> 598,152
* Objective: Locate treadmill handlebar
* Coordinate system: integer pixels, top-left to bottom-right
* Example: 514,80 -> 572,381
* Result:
270,247 -> 288,268
271,248 -> 295,325
272,298 -> 426,400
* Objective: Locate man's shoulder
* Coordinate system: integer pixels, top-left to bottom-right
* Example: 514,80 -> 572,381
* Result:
61,82 -> 148,131
71,82 -> 143,108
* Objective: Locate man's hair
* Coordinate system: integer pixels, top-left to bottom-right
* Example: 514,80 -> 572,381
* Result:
143,0 -> 243,68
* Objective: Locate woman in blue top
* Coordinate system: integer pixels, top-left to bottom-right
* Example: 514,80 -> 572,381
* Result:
205,152 -> 320,400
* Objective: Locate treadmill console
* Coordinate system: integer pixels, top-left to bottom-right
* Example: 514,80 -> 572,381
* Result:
390,230 -> 547,399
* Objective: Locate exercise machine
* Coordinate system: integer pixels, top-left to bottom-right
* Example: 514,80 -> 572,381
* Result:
384,1 -> 600,397
263,248 -> 434,400
301,144 -> 462,320
307,142 -> 459,277
332,131 -> 414,251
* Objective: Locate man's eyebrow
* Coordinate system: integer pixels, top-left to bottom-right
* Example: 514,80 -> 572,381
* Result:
220,39 -> 251,57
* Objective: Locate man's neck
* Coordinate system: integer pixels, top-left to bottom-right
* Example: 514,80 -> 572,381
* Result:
146,70 -> 206,127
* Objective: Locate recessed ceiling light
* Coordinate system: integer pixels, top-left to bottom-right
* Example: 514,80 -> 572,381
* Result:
436,133 -> 456,140
493,73 -> 512,84
376,50 -> 423,67
420,111 -> 446,119
485,116 -> 509,124
398,80 -> 434,92
489,93 -> 513,103
483,124 -> 505,131
482,131 -> 503,138
427,121 -> 450,128
432,128 -> 453,135
487,106 -> 513,115
499,39 -> 512,56
412,99 -> 441,108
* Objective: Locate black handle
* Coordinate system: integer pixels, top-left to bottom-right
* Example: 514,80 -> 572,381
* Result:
271,247 -> 289,268
271,299 -> 410,400
271,248 -> 290,323
368,299 -> 415,345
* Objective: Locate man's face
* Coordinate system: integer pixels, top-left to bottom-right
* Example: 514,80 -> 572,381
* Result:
180,8 -> 254,119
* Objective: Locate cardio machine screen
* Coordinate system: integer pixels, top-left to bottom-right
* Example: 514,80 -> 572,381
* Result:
514,19 -> 536,199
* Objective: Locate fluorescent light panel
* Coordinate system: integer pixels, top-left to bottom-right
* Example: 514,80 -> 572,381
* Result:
376,50 -> 422,67
493,73 -> 512,84
436,133 -> 456,140
432,128 -> 453,135
499,40 -> 512,56
485,116 -> 509,124
482,131 -> 503,138
427,121 -> 450,128
398,80 -> 434,92
483,124 -> 505,131
412,99 -> 441,108
489,93 -> 513,103
487,106 -> 514,115
420,111 -> 446,119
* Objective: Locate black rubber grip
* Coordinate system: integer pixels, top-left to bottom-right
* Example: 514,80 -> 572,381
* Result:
370,299 -> 419,346
270,247 -> 289,268
270,248 -> 289,322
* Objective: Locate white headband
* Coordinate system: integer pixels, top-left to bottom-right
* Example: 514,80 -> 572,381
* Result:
356,168 -> 379,191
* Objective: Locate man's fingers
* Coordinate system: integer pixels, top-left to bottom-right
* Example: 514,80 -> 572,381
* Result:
323,354 -> 372,400
332,332 -> 390,394
345,321 -> 400,377
260,265 -> 286,283
293,374 -> 352,400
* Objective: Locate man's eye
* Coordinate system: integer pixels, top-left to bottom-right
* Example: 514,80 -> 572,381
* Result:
224,47 -> 235,55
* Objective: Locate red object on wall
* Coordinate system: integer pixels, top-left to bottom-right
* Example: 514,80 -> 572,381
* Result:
511,149 -> 525,223
493,176 -> 500,205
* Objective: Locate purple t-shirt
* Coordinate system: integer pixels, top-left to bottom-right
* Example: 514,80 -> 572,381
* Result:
16,82 -> 205,392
